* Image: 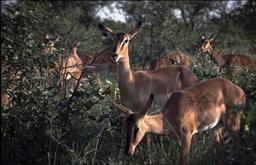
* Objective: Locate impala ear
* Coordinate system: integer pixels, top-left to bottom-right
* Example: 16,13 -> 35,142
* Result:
44,32 -> 51,40
109,97 -> 134,115
70,41 -> 80,54
75,41 -> 81,47
128,21 -> 142,39
98,23 -> 113,38
140,94 -> 154,116
54,34 -> 60,43
201,35 -> 207,43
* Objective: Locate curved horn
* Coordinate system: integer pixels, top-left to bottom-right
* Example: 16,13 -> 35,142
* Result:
128,21 -> 142,39
209,32 -> 216,42
210,29 -> 221,42
98,23 -> 113,37
44,32 -> 51,40
108,97 -> 134,115
201,35 -> 207,43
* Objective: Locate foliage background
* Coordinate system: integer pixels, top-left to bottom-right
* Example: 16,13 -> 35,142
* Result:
1,1 -> 256,165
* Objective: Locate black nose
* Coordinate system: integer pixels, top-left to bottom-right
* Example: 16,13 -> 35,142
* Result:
112,54 -> 118,61
125,152 -> 131,157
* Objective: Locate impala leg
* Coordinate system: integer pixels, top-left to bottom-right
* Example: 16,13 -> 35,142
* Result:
72,72 -> 82,87
95,75 -> 103,88
142,134 -> 152,165
219,127 -> 232,145
179,131 -> 192,165
57,73 -> 64,88
223,112 -> 243,159
57,74 -> 66,93
209,126 -> 226,165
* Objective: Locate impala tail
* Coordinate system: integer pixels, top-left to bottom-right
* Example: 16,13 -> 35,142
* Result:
223,78 -> 246,109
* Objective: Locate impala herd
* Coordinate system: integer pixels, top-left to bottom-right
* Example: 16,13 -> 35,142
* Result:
2,21 -> 256,165
201,33 -> 256,70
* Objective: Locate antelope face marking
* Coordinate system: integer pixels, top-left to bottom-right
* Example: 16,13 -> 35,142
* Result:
125,115 -> 146,156
111,33 -> 130,62
201,40 -> 213,54
98,22 -> 142,63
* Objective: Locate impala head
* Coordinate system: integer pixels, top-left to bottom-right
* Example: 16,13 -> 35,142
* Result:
43,33 -> 60,53
111,94 -> 154,156
70,41 -> 81,55
92,49 -> 116,65
98,21 -> 142,62
44,32 -> 60,48
200,33 -> 217,54
169,54 -> 181,65
150,58 -> 167,70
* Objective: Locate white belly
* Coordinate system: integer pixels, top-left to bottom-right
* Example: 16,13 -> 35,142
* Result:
193,119 -> 219,135
66,74 -> 72,80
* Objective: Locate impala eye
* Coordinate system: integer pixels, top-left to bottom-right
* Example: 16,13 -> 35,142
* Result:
123,39 -> 129,44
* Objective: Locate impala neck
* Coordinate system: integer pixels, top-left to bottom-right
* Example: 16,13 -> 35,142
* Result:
209,50 -> 225,66
144,113 -> 165,134
71,51 -> 80,61
118,49 -> 134,93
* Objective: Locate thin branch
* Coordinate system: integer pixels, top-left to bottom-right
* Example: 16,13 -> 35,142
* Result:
1,64 -> 12,74
180,7 -> 189,29
92,127 -> 105,165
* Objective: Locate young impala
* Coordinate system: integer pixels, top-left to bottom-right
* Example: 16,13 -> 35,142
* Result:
43,32 -> 60,54
58,42 -> 90,88
201,33 -> 256,70
150,51 -> 190,70
58,42 -> 117,89
112,77 -> 245,165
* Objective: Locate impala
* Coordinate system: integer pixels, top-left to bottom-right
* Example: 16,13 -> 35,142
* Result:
58,41 -> 94,88
43,32 -> 60,54
58,42 -> 117,88
201,33 -> 256,70
112,77 -> 245,165
1,90 -> 11,110
1,32 -> 60,110
87,47 -> 117,75
1,83 -> 16,111
98,21 -> 199,164
98,21 -> 199,112
1,60 -> 20,110
150,51 -> 190,70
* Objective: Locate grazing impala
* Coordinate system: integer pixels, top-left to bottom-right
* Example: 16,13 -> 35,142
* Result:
150,51 -> 190,70
201,34 -> 256,70
112,77 -> 245,165
99,21 -> 199,164
98,21 -> 199,112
